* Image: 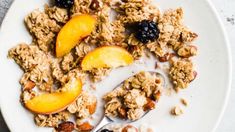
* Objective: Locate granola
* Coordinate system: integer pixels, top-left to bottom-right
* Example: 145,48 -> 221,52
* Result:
25,6 -> 66,52
103,72 -> 162,120
7,0 -> 198,130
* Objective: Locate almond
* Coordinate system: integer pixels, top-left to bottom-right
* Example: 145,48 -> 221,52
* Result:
177,45 -> 197,58
122,125 -> 138,132
159,53 -> 175,62
56,121 -> 74,132
118,107 -> 127,119
144,98 -> 156,111
23,81 -> 36,90
87,101 -> 97,114
78,122 -> 94,131
153,91 -> 161,101
90,0 -> 101,10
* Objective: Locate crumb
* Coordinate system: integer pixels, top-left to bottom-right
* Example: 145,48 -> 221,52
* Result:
226,17 -> 235,25
155,62 -> 160,69
90,84 -> 97,91
146,51 -> 151,58
162,65 -> 169,72
181,98 -> 188,106
171,106 -> 183,116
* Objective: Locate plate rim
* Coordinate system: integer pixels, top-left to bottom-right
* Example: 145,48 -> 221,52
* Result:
204,0 -> 232,131
0,0 -> 232,131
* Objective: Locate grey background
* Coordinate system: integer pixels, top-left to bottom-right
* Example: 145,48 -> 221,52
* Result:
0,0 -> 235,132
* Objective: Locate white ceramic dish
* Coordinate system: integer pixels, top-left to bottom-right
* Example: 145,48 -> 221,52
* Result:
0,0 -> 232,132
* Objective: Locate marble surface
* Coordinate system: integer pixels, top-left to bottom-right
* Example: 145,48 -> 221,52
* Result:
0,0 -> 234,132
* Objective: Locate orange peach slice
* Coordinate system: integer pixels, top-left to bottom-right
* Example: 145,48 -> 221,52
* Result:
56,14 -> 96,57
81,46 -> 134,71
25,78 -> 82,114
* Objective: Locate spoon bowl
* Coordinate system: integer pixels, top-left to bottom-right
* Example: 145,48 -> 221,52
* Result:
93,71 -> 166,132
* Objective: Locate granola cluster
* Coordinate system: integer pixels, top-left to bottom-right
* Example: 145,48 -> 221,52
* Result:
103,72 -> 162,120
169,58 -> 196,91
8,5 -> 97,130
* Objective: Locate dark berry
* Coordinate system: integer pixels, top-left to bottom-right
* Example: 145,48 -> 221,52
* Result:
55,0 -> 74,8
101,129 -> 114,132
134,20 -> 160,44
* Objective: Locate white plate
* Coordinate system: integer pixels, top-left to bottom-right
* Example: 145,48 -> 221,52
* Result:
0,0 -> 232,132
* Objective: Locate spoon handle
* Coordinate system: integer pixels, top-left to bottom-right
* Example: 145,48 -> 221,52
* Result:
93,116 -> 112,132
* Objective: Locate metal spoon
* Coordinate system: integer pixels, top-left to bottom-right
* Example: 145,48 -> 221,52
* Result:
93,71 -> 166,132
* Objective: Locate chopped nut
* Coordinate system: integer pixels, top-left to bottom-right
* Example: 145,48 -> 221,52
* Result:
90,0 -> 101,10
77,122 -> 94,131
122,125 -> 138,132
118,107 -> 127,119
87,100 -> 97,114
181,98 -> 188,106
153,91 -> 161,101
158,53 -> 171,62
177,45 -> 197,58
56,121 -> 75,132
158,53 -> 176,62
171,106 -> 183,116
23,81 -> 36,90
191,71 -> 198,82
144,98 -> 156,111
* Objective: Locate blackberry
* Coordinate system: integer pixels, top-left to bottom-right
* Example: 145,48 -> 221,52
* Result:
55,0 -> 74,8
100,129 -> 114,132
134,20 -> 160,44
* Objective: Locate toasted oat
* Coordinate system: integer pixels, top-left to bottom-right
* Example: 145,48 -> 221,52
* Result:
61,53 -> 74,72
89,68 -> 111,82
116,0 -> 160,24
104,98 -> 122,117
127,108 -> 145,120
45,5 -> 69,24
34,111 -> 70,127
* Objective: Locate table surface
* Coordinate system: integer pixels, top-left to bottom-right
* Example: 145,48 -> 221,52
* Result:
0,0 -> 234,132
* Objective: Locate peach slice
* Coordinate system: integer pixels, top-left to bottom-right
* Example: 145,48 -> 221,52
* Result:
56,14 -> 96,57
25,78 -> 82,114
81,46 -> 134,71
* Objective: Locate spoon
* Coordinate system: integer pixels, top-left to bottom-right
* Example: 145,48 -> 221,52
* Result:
93,71 -> 166,132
